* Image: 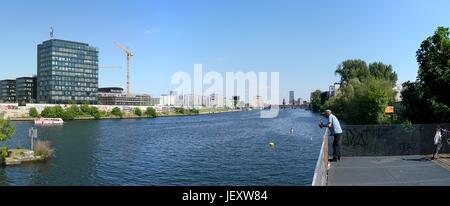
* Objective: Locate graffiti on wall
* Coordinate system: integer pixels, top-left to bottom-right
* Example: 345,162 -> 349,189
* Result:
341,125 -> 424,156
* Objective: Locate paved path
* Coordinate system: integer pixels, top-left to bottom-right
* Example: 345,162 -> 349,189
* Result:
328,155 -> 450,186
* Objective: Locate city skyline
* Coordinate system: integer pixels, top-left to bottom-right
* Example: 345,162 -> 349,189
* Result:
1,0 -> 450,100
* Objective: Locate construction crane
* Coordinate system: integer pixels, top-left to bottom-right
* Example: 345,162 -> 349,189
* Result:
114,41 -> 133,97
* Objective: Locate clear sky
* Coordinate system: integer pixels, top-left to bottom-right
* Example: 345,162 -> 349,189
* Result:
0,0 -> 449,100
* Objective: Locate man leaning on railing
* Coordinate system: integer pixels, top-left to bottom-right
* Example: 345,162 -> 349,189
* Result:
319,109 -> 343,162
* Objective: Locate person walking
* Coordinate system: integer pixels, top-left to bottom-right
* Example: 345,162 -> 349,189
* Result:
319,110 -> 343,162
432,126 -> 449,160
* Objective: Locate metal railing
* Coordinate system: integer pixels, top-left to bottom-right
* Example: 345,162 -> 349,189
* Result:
312,128 -> 330,186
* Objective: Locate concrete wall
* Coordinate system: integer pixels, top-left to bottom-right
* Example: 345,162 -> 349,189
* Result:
336,124 -> 450,156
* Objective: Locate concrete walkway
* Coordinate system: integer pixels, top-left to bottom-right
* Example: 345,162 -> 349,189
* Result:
328,155 -> 450,186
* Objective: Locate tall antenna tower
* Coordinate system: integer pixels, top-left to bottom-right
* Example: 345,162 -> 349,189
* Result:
50,27 -> 54,39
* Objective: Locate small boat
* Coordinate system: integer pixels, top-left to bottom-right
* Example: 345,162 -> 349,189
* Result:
34,118 -> 64,126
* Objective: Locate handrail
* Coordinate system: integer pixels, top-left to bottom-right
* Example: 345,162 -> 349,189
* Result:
312,128 -> 330,186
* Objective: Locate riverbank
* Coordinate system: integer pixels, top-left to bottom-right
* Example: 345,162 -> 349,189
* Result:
6,109 -> 242,122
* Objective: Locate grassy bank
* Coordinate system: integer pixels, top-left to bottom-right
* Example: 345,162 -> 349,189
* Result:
8,107 -> 240,122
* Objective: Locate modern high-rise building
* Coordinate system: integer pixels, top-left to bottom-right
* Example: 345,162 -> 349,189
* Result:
297,98 -> 302,106
16,76 -> 37,103
289,91 -> 295,104
0,79 -> 16,103
37,39 -> 99,104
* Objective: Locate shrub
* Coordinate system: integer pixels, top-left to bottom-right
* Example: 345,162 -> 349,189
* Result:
145,107 -> 157,118
0,145 -> 8,160
174,107 -> 185,114
67,104 -> 81,116
29,108 -> 39,118
33,140 -> 54,158
41,106 -> 65,118
93,112 -> 102,120
111,107 -> 123,118
0,119 -> 16,142
134,108 -> 143,117
80,102 -> 91,114
61,110 -> 76,120
90,106 -> 101,117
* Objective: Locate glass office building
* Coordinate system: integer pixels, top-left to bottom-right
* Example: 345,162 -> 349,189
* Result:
16,76 -> 37,103
37,39 -> 99,104
0,79 -> 17,103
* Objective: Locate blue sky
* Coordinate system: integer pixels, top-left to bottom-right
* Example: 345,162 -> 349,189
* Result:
0,0 -> 449,100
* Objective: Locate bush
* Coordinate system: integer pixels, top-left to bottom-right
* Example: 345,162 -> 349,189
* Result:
145,107 -> 157,118
188,109 -> 199,114
0,145 -> 8,160
67,104 -> 81,116
0,119 -> 15,142
93,112 -> 102,120
80,102 -> 91,114
174,107 -> 185,114
29,108 -> 39,118
33,140 -> 54,158
40,106 -> 65,118
90,106 -> 100,116
111,107 -> 123,118
134,108 -> 143,117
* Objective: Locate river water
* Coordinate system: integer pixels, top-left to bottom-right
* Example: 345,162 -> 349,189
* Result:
0,110 -> 323,186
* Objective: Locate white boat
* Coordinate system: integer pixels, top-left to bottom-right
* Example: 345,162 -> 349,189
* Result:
34,118 -> 64,125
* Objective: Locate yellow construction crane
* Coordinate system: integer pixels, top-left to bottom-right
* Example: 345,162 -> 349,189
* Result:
114,41 -> 133,97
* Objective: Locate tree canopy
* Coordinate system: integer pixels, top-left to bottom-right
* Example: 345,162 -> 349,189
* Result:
335,59 -> 370,84
310,90 -> 322,112
318,59 -> 399,124
401,26 -> 450,123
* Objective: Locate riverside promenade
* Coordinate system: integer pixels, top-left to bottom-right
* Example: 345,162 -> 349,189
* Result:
313,124 -> 450,186
328,155 -> 450,186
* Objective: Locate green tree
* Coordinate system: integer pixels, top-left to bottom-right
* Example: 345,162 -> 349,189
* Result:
401,27 -> 450,123
401,81 -> 433,123
0,119 -> 16,160
324,78 -> 394,124
134,108 -> 143,117
310,90 -> 322,112
335,59 -> 370,84
111,107 -> 123,118
145,107 -> 157,118
29,108 -> 39,118
0,119 -> 15,142
369,62 -> 398,86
